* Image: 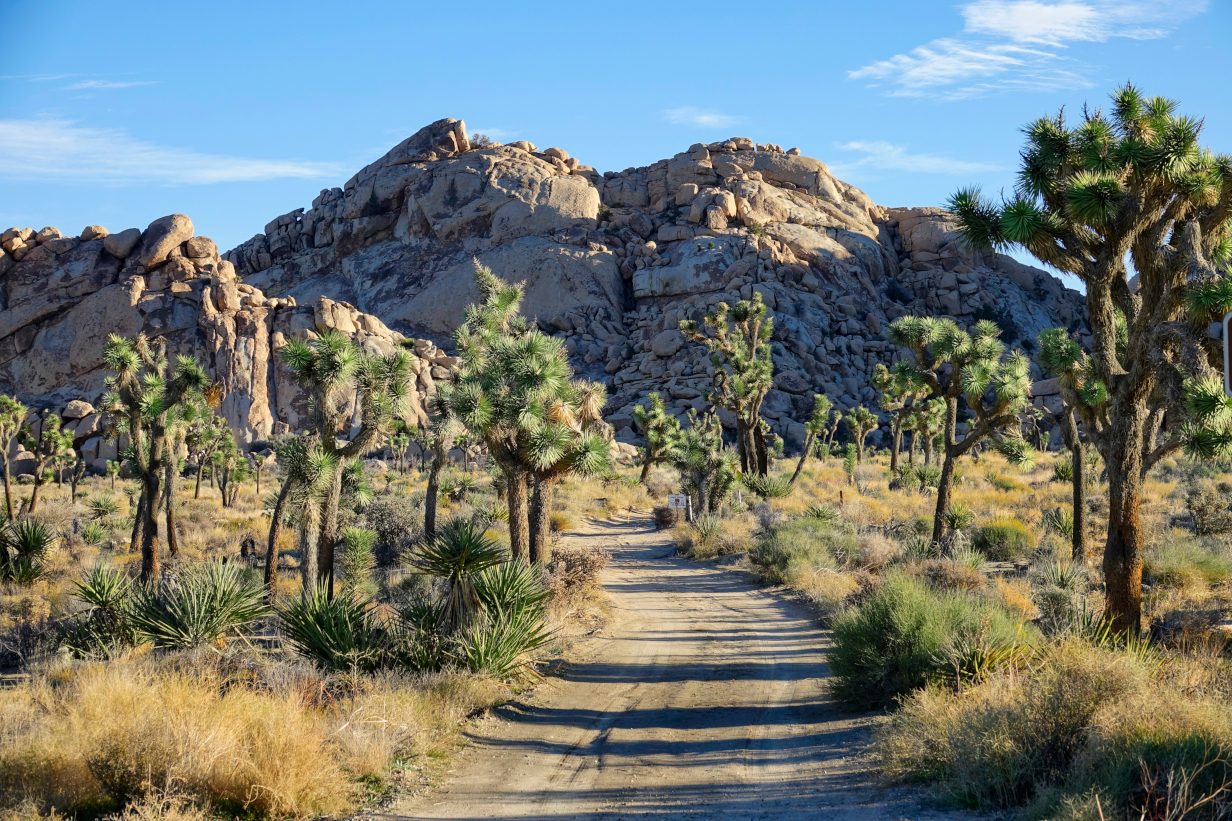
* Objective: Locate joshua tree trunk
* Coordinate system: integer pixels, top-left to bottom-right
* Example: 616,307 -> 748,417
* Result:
299,516 -> 318,591
425,448 -> 444,542
28,480 -> 41,514
139,473 -> 162,581
130,491 -> 145,555
164,452 -> 179,557
639,457 -> 653,484
890,424 -> 901,473
753,424 -> 769,475
529,476 -> 559,564
1,453 -> 13,520
1102,402 -> 1150,633
194,463 -> 204,498
316,467 -> 343,596
1057,409 -> 1089,563
931,398 -> 960,546
790,431 -> 819,485
265,477 -> 292,594
507,471 -> 530,561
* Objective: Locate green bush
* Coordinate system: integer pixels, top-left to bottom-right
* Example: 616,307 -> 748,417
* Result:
829,571 -> 1026,709
1144,540 -> 1232,588
279,582 -> 393,673
972,518 -> 1034,561
749,516 -> 852,584
1052,458 -> 1074,483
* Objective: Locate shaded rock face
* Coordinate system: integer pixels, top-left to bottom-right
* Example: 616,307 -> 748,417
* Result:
0,215 -> 447,467
2,118 -> 1089,457
224,118 -> 624,340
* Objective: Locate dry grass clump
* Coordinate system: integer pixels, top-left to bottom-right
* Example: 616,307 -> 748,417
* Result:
878,638 -> 1232,820
0,652 -> 503,819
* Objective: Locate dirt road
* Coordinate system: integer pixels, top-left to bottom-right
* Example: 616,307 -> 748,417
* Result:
377,515 -> 961,820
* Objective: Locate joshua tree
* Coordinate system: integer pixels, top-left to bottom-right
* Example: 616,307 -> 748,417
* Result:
0,395 -> 28,519
423,409 -> 461,544
889,317 -> 1032,546
1035,328 -> 1098,563
101,334 -> 210,582
252,453 -> 269,497
443,263 -> 609,563
68,457 -> 87,504
265,433 -> 336,594
906,397 -> 946,467
214,432 -> 248,508
872,362 -> 927,473
823,409 -> 844,458
791,394 -> 832,484
388,431 -> 410,475
679,292 -> 774,476
106,459 -> 119,491
633,393 -> 682,483
279,329 -> 411,595
186,414 -> 227,499
24,410 -> 73,515
669,409 -> 739,515
949,84 -> 1232,630
846,406 -> 878,463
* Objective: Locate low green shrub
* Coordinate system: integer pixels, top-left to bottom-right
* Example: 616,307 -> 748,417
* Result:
829,571 -> 1027,709
973,517 -> 1034,561
1144,540 -> 1232,588
749,517 -> 852,584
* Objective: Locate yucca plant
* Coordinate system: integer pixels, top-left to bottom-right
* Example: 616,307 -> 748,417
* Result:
1041,559 -> 1086,592
80,521 -> 108,546
914,463 -> 943,492
453,607 -> 553,680
802,504 -> 841,526
0,518 -> 57,583
744,473 -> 793,499
88,493 -> 120,520
941,503 -> 976,533
1042,506 -> 1076,539
65,564 -> 139,657
279,582 -> 390,673
408,518 -> 508,632
689,514 -> 724,547
475,559 -> 548,619
129,560 -> 269,648
1052,458 -> 1074,483
901,534 -> 937,562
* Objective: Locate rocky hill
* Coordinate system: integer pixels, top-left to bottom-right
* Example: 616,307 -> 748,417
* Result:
0,117 -> 1087,462
221,118 -> 1087,448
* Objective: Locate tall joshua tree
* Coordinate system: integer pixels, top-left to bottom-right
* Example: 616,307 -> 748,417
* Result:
670,409 -> 739,515
791,394 -> 832,484
1035,328 -> 1097,563
279,329 -> 411,596
872,362 -> 927,473
443,263 -> 610,563
633,393 -> 682,483
186,413 -> 227,499
889,317 -> 1032,547
25,411 -> 73,515
823,409 -> 843,458
949,84 -> 1232,630
102,335 -> 209,582
0,395 -> 28,520
266,433 -> 336,594
679,292 -> 774,476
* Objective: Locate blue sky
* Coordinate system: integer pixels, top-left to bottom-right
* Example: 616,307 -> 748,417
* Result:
1,0 -> 1228,264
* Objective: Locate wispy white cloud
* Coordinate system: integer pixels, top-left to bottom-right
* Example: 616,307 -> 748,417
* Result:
0,119 -> 341,185
662,107 -> 744,128
849,0 -> 1207,99
63,79 -> 157,90
828,141 -> 1002,178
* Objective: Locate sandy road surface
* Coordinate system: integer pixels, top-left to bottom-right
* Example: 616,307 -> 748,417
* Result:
376,515 -> 962,821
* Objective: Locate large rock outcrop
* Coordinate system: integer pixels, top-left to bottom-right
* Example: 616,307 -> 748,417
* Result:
1,118 -> 1089,456
0,216 -> 449,469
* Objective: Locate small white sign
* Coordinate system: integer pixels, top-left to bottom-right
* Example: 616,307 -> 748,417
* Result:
667,494 -> 688,509
1224,312 -> 1232,398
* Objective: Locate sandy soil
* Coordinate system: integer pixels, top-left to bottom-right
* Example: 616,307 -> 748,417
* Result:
375,514 -> 968,820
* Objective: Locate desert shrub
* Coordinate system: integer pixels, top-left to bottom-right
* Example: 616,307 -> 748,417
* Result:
878,640 -> 1173,812
802,504 -> 842,526
549,511 -> 574,533
744,474 -> 793,499
749,517 -> 852,584
278,583 -> 395,673
972,517 -> 1034,561
855,532 -> 899,570
1042,506 -> 1075,539
829,571 -> 1025,709
1186,485 -> 1232,536
905,560 -> 985,591
653,505 -> 680,529
1144,541 -> 1232,588
900,534 -> 937,562
950,546 -> 986,571
689,514 -> 723,549
544,542 -> 610,601
985,471 -> 1025,492
362,494 -> 422,565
